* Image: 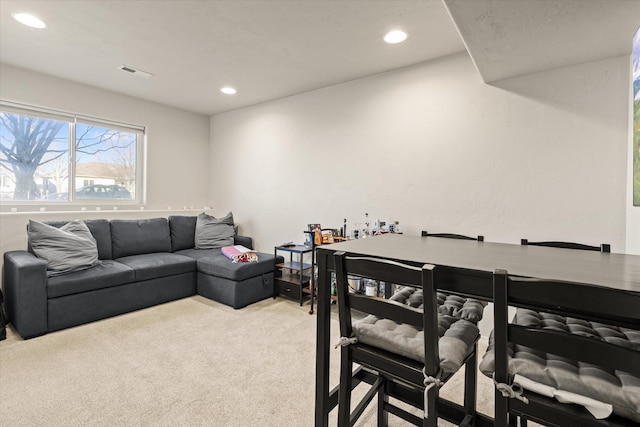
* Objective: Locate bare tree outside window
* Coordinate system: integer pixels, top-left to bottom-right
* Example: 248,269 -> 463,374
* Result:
0,108 -> 141,203
0,113 -> 68,200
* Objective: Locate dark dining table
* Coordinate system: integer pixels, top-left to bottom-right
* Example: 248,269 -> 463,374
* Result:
313,233 -> 640,426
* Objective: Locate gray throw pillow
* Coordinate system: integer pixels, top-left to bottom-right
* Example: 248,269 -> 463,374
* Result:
28,219 -> 100,276
194,212 -> 234,249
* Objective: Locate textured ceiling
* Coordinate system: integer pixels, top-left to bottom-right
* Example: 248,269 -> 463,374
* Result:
0,0 -> 465,115
1,0 -> 637,115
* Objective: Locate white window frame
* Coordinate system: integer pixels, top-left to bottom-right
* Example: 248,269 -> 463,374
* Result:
0,100 -> 146,207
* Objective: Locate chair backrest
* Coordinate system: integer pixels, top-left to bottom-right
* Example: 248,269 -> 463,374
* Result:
520,239 -> 610,253
422,230 -> 484,242
493,269 -> 640,424
333,252 -> 440,377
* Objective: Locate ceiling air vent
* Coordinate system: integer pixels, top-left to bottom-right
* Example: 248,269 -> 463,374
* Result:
117,64 -> 154,79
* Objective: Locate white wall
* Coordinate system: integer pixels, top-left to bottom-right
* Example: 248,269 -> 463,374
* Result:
0,64 -> 211,266
209,52 -> 630,255
627,53 -> 640,254
627,148 -> 640,254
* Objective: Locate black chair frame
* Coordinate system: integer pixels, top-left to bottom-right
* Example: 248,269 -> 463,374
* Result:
422,231 -> 484,241
333,252 -> 479,427
493,270 -> 640,427
520,239 -> 610,253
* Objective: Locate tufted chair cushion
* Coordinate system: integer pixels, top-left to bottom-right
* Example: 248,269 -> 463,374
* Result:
353,287 -> 486,373
479,308 -> 640,423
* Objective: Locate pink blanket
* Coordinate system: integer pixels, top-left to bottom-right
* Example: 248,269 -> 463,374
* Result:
221,245 -> 258,263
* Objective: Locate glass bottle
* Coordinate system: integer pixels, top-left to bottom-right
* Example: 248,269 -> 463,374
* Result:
362,213 -> 370,238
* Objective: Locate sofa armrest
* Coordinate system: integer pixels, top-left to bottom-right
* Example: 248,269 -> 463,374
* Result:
3,250 -> 48,339
234,235 -> 253,250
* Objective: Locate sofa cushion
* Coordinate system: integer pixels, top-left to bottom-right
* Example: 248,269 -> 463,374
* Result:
28,220 -> 100,276
31,219 -> 113,260
176,248 -> 219,261
178,248 -> 282,263
194,212 -> 234,249
177,248 -> 275,282
234,235 -> 253,250
110,218 -> 172,259
115,253 -> 197,282
168,215 -> 197,252
30,219 -> 112,260
47,260 -> 135,298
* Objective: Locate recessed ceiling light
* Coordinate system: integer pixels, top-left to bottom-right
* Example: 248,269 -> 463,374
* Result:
384,30 -> 407,44
220,87 -> 237,95
12,13 -> 46,29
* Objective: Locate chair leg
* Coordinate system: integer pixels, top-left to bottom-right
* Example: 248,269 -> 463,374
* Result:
377,378 -> 388,427
494,389 -> 509,427
463,343 -> 478,419
423,384 -> 438,427
338,347 -> 353,427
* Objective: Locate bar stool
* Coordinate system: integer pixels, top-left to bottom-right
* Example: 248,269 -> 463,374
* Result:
333,251 -> 485,426
483,269 -> 640,426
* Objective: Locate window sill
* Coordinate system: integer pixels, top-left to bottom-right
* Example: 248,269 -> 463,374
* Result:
0,208 -> 210,216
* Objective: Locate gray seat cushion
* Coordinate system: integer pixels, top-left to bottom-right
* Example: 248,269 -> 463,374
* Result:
399,287 -> 487,323
354,287 -> 485,373
479,308 -> 640,423
177,248 -> 275,281
110,218 -> 172,259
116,253 -> 196,282
47,260 -> 135,298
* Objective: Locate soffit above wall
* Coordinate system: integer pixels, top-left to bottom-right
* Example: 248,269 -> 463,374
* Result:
444,0 -> 640,83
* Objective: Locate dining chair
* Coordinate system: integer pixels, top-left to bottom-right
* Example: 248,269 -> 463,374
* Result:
333,251 -> 485,426
520,238 -> 610,253
482,269 -> 640,426
422,231 -> 484,241
493,239 -> 616,426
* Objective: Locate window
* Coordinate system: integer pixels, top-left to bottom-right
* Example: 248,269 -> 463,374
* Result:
0,102 -> 144,204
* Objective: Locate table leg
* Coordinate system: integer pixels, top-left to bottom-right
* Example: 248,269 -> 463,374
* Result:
299,252 -> 304,306
309,248 -> 315,314
314,250 -> 331,427
273,248 -> 278,299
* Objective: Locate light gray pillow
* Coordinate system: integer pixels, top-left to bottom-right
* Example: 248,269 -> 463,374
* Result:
194,212 -> 235,249
28,219 -> 100,276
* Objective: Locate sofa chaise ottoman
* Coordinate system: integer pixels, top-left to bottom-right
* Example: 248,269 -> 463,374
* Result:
169,215 -> 277,309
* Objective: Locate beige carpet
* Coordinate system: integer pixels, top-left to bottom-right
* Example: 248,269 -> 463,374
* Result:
0,296 -> 498,426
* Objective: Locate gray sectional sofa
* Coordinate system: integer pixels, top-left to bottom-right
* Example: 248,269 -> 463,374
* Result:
3,216 -> 278,339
